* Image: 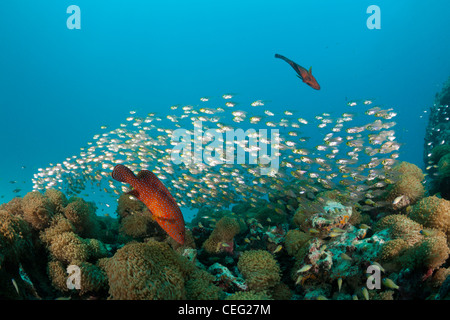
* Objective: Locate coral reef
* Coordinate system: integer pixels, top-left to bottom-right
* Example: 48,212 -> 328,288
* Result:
2,151 -> 450,301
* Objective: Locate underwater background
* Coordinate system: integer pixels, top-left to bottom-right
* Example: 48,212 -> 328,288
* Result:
1,0 -> 450,301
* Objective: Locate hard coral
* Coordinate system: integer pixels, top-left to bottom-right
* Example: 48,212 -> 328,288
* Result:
237,250 -> 281,292
203,216 -> 240,254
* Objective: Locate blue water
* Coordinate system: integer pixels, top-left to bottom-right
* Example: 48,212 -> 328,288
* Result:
1,0 -> 449,218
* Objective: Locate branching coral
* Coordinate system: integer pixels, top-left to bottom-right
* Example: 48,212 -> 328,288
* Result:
237,250 -> 281,292
203,216 -> 241,254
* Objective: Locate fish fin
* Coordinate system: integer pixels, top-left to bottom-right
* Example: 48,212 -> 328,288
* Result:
296,74 -> 304,80
308,66 -> 312,74
126,189 -> 140,200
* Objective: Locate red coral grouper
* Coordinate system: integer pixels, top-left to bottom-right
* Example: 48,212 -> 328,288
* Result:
112,164 -> 185,244
275,53 -> 320,90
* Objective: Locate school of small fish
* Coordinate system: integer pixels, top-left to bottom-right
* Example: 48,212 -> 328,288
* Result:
31,95 -> 401,214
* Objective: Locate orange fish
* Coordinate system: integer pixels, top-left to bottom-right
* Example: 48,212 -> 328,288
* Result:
112,164 -> 185,244
275,53 -> 320,90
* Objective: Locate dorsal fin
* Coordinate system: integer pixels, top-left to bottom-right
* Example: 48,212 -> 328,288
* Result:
308,66 -> 312,74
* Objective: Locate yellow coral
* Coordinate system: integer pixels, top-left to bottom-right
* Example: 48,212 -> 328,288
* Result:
376,214 -> 450,271
400,229 -> 450,270
237,250 -> 281,292
0,197 -> 23,217
203,216 -> 240,254
40,215 -> 75,244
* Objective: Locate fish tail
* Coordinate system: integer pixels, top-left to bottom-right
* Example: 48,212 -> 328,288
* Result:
111,164 -> 136,183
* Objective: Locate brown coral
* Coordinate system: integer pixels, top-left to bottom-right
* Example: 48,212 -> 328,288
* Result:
237,250 -> 281,292
284,229 -> 310,256
44,189 -> 68,215
119,213 -> 154,238
384,161 -> 425,208
0,210 -> 32,261
116,193 -> 145,218
400,229 -> 450,270
409,196 -> 450,241
203,216 -> 240,254
47,260 -> 69,293
376,214 -> 450,272
21,191 -> 54,230
185,268 -> 223,300
47,232 -> 89,264
63,197 -> 98,237
103,241 -> 187,300
375,214 -> 423,246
